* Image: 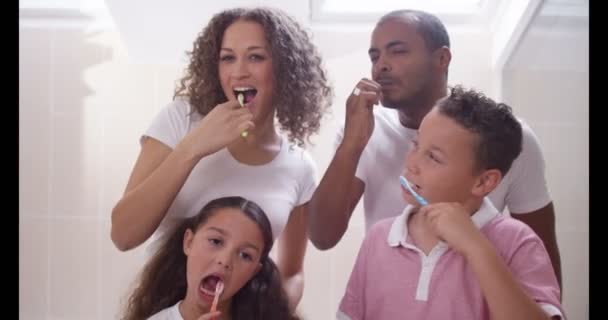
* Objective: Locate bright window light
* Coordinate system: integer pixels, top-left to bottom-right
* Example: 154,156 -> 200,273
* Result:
320,0 -> 485,14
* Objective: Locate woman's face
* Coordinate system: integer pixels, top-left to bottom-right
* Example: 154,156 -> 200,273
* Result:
218,19 -> 275,124
182,208 -> 265,312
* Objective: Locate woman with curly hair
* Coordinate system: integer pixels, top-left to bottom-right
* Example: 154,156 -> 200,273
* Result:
111,6 -> 333,312
123,196 -> 300,320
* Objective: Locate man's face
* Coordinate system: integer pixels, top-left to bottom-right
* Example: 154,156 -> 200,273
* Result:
369,18 -> 439,109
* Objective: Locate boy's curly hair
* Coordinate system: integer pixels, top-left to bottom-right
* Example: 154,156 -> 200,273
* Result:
174,7 -> 333,146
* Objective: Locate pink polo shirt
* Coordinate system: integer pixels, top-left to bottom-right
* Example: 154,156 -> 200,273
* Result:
337,198 -> 564,320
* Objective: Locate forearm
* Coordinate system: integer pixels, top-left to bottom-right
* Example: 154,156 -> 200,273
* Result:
465,239 -> 550,320
542,234 -> 562,294
308,143 -> 363,250
111,146 -> 199,251
281,270 -> 304,313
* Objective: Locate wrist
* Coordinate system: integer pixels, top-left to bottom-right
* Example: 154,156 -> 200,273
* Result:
461,232 -> 493,261
173,141 -> 206,166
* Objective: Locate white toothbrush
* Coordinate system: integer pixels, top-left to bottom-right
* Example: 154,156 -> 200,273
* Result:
237,93 -> 249,138
399,175 -> 428,206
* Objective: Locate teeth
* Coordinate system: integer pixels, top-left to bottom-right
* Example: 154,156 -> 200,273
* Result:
200,284 -> 215,296
234,87 -> 254,92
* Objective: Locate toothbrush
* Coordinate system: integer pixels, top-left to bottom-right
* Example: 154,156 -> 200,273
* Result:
399,175 -> 428,206
237,93 -> 249,138
210,281 -> 224,314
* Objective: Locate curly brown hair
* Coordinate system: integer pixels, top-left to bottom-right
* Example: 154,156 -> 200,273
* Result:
122,196 -> 299,320
174,7 -> 333,147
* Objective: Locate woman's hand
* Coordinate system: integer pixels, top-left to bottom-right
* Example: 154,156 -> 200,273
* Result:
176,99 -> 254,160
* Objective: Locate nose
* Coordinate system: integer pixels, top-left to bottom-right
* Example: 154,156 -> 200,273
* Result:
215,251 -> 233,270
233,58 -> 251,79
372,55 -> 391,77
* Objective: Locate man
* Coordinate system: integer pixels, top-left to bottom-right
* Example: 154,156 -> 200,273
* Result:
307,9 -> 562,288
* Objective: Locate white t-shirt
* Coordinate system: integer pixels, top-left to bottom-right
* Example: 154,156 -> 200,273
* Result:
143,100 -> 318,248
336,107 -> 551,231
147,301 -> 182,320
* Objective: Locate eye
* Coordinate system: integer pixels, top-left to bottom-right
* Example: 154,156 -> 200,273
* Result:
369,55 -> 378,64
390,46 -> 408,55
428,152 -> 442,163
219,55 -> 234,62
208,238 -> 222,246
249,54 -> 265,61
239,251 -> 254,261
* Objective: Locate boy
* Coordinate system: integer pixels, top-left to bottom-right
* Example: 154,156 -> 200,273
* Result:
337,86 -> 563,320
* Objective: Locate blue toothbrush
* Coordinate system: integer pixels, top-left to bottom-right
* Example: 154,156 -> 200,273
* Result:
399,175 -> 428,206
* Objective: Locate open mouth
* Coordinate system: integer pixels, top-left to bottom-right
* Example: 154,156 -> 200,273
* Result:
200,275 -> 224,296
233,87 -> 257,105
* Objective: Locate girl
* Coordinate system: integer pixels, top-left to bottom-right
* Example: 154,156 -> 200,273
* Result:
123,196 -> 298,320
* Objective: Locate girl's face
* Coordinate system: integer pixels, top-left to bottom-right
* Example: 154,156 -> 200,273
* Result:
218,19 -> 275,125
183,208 -> 265,312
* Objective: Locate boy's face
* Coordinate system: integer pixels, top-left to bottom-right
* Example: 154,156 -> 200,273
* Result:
401,108 -> 481,206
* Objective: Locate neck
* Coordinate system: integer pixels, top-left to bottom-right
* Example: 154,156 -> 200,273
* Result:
178,297 -> 231,320
398,85 -> 448,129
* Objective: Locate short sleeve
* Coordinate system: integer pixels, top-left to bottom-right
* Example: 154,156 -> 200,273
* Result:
507,226 -> 564,319
296,150 -> 319,206
337,230 -> 374,320
141,99 -> 192,149
504,119 -> 552,214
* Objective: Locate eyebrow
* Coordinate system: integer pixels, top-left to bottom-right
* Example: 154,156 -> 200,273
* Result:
206,226 -> 261,253
368,40 -> 407,55
220,46 -> 267,52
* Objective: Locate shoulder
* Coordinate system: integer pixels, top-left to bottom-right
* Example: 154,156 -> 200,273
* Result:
281,140 -> 317,170
365,217 -> 395,244
483,215 -> 543,248
161,98 -> 199,120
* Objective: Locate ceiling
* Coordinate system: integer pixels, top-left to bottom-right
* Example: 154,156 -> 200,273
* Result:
19,0 -> 589,71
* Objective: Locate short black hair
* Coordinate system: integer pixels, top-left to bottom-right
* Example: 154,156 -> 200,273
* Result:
436,85 -> 523,176
379,9 -> 450,51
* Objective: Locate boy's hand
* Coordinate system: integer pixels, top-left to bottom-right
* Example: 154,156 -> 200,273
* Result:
419,202 -> 484,255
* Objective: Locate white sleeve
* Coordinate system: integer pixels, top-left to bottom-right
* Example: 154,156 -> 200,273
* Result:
141,99 -> 191,149
334,120 -> 366,182
505,120 -> 552,214
296,150 -> 319,206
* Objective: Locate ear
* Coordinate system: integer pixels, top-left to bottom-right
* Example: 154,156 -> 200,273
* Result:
471,169 -> 502,197
254,262 -> 262,275
435,46 -> 451,70
183,228 -> 194,257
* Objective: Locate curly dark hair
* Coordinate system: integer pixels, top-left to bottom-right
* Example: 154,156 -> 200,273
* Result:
122,196 -> 299,320
174,7 -> 333,147
436,85 -> 523,176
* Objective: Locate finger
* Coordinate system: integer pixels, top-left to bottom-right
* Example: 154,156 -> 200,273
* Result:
356,90 -> 381,106
352,83 -> 381,97
197,311 -> 222,320
232,108 -> 253,119
351,78 -> 381,97
359,78 -> 381,90
218,99 -> 242,110
237,120 -> 255,133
